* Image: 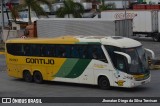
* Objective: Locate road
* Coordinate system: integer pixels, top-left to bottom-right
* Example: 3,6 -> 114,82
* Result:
0,38 -> 160,106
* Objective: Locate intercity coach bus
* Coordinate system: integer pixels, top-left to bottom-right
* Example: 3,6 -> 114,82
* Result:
5,36 -> 155,89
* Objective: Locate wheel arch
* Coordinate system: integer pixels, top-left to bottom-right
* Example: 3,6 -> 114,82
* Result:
97,74 -> 112,86
97,75 -> 111,89
23,70 -> 31,75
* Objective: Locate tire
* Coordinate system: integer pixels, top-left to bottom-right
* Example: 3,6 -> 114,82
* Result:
23,71 -> 33,82
98,76 -> 110,90
153,34 -> 160,42
33,71 -> 43,84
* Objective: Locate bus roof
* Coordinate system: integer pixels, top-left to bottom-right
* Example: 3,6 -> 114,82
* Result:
6,36 -> 142,48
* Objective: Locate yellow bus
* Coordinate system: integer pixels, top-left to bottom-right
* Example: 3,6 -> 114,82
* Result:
5,36 -> 155,89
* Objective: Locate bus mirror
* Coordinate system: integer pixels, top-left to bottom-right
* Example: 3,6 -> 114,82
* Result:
114,51 -> 131,64
144,48 -> 155,59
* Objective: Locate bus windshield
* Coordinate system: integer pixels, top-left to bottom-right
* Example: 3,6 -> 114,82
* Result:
123,46 -> 149,74
105,45 -> 149,75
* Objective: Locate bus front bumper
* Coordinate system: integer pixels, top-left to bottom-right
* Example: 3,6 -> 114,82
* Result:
130,77 -> 151,88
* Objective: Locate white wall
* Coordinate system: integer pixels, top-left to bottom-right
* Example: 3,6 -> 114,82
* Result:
105,0 -> 129,9
0,12 -> 11,26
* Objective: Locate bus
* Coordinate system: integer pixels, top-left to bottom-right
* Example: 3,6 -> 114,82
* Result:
5,36 -> 155,89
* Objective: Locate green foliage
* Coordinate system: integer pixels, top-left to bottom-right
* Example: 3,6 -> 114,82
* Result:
56,0 -> 84,18
106,3 -> 116,9
99,5 -> 108,11
13,0 -> 52,24
99,2 -> 116,11
85,0 -> 92,2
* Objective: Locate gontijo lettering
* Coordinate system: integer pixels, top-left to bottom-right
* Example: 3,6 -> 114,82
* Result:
26,58 -> 54,65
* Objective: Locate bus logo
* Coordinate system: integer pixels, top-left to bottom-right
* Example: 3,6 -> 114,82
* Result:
2,98 -> 11,103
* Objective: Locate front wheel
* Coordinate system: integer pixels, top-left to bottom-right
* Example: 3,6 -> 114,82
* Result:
33,71 -> 43,84
98,76 -> 110,90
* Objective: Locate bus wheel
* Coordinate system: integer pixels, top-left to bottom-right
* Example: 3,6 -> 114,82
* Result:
23,71 -> 33,82
33,71 -> 43,84
98,76 -> 110,90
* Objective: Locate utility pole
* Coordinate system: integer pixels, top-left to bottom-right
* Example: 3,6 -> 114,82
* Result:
1,0 -> 4,41
124,0 -> 127,37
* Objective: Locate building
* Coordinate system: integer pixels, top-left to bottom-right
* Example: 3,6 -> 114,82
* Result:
2,0 -> 54,4
104,0 -> 137,9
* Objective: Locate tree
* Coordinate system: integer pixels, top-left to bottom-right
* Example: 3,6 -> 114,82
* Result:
14,0 -> 52,24
56,0 -> 84,18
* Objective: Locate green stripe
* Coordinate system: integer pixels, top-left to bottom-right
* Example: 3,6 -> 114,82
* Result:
54,59 -> 79,77
65,59 -> 91,78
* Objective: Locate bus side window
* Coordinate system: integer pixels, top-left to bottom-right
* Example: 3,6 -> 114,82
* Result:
24,45 -> 32,56
31,44 -> 41,56
48,45 -> 55,57
89,45 -> 107,62
7,44 -> 24,56
41,45 -> 48,57
57,45 -> 66,57
89,45 -> 99,59
56,45 -> 70,58
115,54 -> 127,72
78,45 -> 88,59
40,45 -> 55,57
71,45 -> 79,58
105,45 -> 122,66
65,45 -> 71,58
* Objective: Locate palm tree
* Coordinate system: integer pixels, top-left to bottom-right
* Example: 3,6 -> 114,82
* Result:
56,0 -> 84,18
14,0 -> 52,24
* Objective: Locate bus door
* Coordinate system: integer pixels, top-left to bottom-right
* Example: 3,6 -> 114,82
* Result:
104,45 -> 128,87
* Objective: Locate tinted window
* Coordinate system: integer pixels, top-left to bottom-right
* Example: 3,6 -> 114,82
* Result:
23,45 -> 31,56
70,45 -> 80,58
114,54 -> 127,72
7,43 -> 107,62
88,45 -> 105,59
7,44 -> 25,55
41,45 -> 55,57
105,46 -> 121,66
56,45 -> 71,58
70,45 -> 107,62
105,45 -> 127,72
78,45 -> 88,59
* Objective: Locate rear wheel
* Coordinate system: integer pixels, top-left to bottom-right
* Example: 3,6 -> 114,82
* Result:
23,71 -> 33,82
98,76 -> 110,90
33,71 -> 43,84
